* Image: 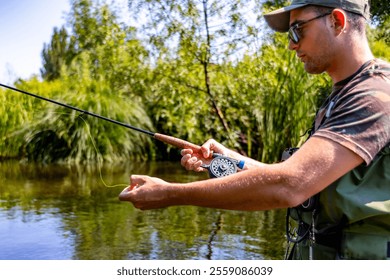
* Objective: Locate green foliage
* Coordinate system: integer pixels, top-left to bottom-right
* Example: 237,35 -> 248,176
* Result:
253,35 -> 330,161
0,85 -> 33,159
203,34 -> 330,162
262,0 -> 289,12
2,77 -> 154,164
2,0 -> 388,164
367,0 -> 390,45
370,0 -> 390,25
143,33 -> 330,162
128,0 -> 260,58
128,0 -> 265,144
41,27 -> 77,81
369,33 -> 390,61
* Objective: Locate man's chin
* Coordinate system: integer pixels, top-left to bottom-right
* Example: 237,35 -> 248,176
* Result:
304,63 -> 325,75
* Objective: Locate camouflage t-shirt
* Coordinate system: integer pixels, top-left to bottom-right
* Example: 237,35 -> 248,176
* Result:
313,59 -> 390,164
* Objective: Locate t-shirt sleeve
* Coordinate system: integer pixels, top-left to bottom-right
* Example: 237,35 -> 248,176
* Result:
313,74 -> 390,165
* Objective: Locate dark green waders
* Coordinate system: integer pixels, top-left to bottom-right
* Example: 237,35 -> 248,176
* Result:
285,147 -> 390,260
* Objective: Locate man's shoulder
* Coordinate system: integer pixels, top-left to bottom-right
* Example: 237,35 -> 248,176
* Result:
355,58 -> 390,91
368,58 -> 390,73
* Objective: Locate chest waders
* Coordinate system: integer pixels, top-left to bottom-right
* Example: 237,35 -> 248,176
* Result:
285,147 -> 390,260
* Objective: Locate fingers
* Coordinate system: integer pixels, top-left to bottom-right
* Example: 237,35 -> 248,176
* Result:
181,149 -> 203,171
181,153 -> 204,171
181,140 -> 222,159
180,148 -> 193,156
180,139 -> 227,172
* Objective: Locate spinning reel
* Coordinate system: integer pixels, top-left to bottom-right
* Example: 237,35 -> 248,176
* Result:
202,153 -> 244,178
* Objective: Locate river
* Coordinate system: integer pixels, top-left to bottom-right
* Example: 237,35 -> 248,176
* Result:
0,160 -> 286,260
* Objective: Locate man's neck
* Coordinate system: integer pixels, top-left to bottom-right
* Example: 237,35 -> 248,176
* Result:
327,38 -> 374,84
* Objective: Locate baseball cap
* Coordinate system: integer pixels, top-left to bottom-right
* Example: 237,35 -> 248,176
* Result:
264,0 -> 370,32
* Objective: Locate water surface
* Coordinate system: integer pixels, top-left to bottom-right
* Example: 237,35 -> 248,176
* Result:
0,160 -> 286,260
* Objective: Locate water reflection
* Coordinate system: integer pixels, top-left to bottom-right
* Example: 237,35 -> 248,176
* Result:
0,160 -> 286,260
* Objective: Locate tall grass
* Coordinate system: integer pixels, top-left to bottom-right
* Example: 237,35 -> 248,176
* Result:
0,80 -> 41,159
254,41 -> 330,162
1,77 -> 154,163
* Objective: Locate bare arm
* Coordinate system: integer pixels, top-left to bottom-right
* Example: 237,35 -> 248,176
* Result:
119,136 -> 363,211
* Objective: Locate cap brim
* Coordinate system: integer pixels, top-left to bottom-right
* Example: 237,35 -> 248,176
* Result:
264,4 -> 308,32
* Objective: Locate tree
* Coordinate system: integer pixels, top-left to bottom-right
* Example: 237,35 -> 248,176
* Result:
41,27 -> 77,81
127,0 -> 264,147
370,0 -> 390,24
370,0 -> 390,44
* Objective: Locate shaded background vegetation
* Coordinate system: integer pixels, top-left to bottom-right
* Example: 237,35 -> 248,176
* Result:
1,0 -> 389,164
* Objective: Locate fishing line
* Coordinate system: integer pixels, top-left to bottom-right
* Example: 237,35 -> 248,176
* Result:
77,114 -> 128,188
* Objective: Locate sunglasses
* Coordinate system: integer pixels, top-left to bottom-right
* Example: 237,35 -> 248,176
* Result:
288,12 -> 331,44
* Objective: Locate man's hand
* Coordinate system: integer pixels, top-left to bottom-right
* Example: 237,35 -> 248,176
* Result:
180,139 -> 230,172
118,175 -> 172,210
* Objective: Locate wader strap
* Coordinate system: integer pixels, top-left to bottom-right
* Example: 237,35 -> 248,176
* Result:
286,242 -> 297,260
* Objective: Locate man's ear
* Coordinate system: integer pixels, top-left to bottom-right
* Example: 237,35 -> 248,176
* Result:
331,9 -> 347,34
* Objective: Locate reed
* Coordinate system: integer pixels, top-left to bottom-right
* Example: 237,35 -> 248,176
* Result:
0,78 -> 154,163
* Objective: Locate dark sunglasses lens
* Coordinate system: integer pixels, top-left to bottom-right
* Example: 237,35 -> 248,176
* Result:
289,28 -> 299,44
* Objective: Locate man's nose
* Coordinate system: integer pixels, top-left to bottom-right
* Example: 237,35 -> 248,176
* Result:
288,39 -> 298,51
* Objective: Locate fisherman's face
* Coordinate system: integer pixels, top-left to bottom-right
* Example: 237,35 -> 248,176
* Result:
288,7 -> 335,74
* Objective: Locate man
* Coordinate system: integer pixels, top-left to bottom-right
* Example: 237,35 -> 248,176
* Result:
119,0 -> 390,259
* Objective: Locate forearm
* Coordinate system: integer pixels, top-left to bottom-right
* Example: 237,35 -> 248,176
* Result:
169,164 -> 297,211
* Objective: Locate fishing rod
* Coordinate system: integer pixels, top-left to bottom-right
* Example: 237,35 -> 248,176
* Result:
0,83 -> 242,178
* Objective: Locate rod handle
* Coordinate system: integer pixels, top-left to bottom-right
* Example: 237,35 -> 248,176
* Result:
154,133 -> 202,152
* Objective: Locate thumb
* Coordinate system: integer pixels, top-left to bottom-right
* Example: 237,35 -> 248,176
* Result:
118,185 -> 132,201
201,141 -> 213,158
